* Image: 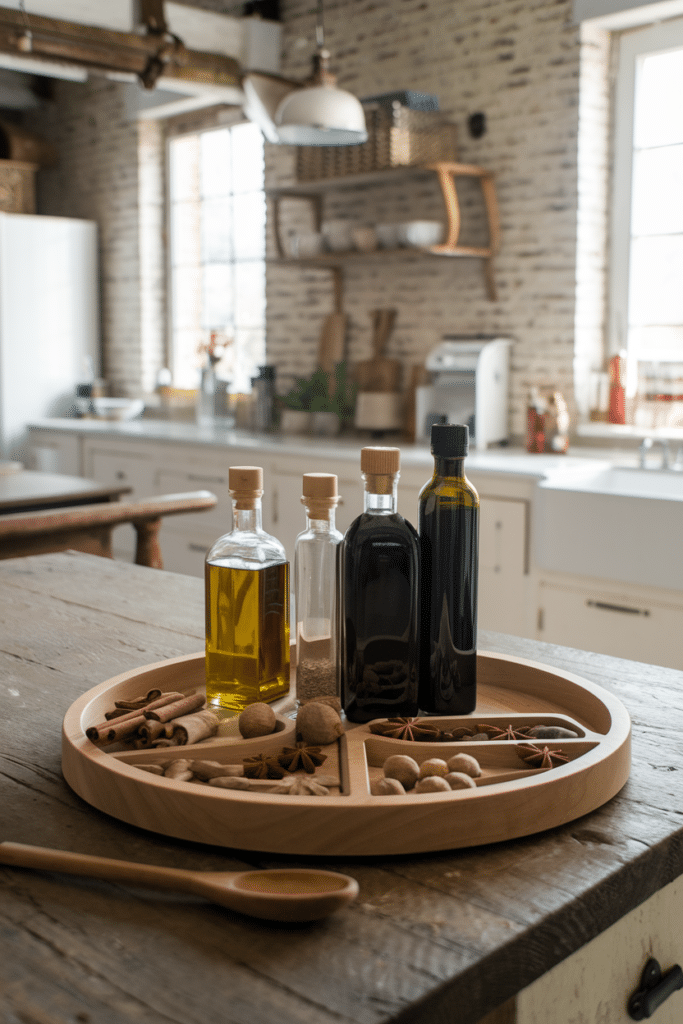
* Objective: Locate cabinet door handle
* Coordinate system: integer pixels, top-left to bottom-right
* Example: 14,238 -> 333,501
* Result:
188,543 -> 208,553
586,600 -> 650,617
628,957 -> 683,1019
187,473 -> 225,485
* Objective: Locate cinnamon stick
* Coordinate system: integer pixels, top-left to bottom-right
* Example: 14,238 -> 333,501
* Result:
86,691 -> 185,742
143,692 -> 205,723
170,709 -> 219,745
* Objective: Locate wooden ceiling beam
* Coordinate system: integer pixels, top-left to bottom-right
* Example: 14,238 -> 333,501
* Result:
0,7 -> 241,89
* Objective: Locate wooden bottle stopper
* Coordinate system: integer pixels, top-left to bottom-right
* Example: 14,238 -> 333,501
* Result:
360,447 -> 400,494
229,466 -> 263,509
301,473 -> 339,521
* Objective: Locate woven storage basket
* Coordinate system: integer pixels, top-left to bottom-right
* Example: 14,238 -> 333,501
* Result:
296,104 -> 457,182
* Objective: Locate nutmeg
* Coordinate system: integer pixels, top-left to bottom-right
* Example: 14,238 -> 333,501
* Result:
382,753 -> 420,790
296,701 -> 344,746
446,753 -> 481,778
418,758 -> 449,780
414,776 -> 451,794
444,772 -> 477,790
370,777 -> 406,796
238,702 -> 277,738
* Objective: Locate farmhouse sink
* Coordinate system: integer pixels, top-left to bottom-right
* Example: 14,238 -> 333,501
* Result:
534,464 -> 683,591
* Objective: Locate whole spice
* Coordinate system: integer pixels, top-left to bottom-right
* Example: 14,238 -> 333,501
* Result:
477,723 -> 533,741
414,776 -> 451,794
382,754 -> 420,790
371,777 -> 406,796
444,772 -> 477,790
446,753 -> 481,778
296,701 -> 344,746
243,753 -> 288,779
277,742 -> 327,773
516,743 -> 570,769
419,758 -> 449,780
369,717 -> 442,742
238,702 -> 278,739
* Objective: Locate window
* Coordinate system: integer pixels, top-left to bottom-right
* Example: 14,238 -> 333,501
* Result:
610,18 -> 683,410
168,122 -> 266,391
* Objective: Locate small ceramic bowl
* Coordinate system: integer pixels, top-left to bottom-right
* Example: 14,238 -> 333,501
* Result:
322,219 -> 354,253
397,220 -> 445,247
351,226 -> 378,253
290,232 -> 324,258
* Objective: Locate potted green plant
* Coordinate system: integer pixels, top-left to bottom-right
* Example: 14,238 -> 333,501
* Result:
279,363 -> 357,436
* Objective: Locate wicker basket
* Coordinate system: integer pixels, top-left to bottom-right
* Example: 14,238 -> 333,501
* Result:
0,160 -> 37,214
296,104 -> 458,182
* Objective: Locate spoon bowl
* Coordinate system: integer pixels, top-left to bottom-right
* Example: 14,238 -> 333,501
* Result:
0,842 -> 359,922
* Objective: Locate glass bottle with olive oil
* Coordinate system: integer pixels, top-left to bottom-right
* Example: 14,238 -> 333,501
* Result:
205,466 -> 290,714
418,424 -> 479,715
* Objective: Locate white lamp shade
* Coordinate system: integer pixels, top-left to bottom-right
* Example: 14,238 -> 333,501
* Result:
275,84 -> 368,146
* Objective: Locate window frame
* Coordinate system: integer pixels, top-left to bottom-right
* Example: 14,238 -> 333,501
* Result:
609,16 -> 683,364
164,117 -> 266,391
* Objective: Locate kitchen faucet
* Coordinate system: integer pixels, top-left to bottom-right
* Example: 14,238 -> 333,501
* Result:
638,437 -> 681,470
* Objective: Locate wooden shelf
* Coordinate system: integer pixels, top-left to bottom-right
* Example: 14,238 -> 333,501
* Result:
269,161 -> 500,300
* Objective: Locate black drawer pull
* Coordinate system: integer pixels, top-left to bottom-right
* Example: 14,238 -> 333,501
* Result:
586,600 -> 650,617
188,543 -> 209,553
628,957 -> 683,1019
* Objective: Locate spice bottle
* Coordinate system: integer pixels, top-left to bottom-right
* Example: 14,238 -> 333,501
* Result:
205,466 -> 290,714
418,423 -> 479,715
294,473 -> 343,702
339,447 -> 420,723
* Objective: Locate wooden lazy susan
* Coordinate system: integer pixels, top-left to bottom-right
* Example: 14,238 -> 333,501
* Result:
62,650 -> 631,856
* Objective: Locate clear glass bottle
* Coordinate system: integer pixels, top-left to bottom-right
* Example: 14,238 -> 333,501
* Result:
418,423 -> 479,715
294,473 -> 343,702
340,447 -> 420,723
205,465 -> 290,714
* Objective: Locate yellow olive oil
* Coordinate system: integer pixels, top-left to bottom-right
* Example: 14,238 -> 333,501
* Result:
205,560 -> 290,713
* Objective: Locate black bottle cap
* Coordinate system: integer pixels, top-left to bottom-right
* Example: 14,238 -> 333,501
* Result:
431,423 -> 469,458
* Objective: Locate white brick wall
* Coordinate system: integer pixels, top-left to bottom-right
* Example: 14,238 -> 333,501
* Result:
25,0 -> 615,440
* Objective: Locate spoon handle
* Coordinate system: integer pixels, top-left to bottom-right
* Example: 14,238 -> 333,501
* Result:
0,841 -> 204,893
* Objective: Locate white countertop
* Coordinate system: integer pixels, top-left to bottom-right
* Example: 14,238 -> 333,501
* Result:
29,417 -> 629,482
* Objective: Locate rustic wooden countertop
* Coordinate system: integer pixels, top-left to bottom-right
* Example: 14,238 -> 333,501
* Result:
2,551 -> 682,1024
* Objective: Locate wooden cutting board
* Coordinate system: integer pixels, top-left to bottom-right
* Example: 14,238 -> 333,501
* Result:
317,269 -> 346,372
355,309 -> 401,392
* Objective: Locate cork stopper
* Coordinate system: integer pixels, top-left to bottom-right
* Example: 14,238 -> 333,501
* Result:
360,446 -> 400,495
301,473 -> 339,521
229,465 -> 263,509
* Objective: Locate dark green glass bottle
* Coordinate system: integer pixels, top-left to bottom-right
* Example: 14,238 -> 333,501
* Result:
418,424 -> 479,715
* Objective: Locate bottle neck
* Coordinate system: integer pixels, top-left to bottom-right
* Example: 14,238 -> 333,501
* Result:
433,456 -> 466,478
363,473 -> 398,514
232,500 -> 262,532
305,510 -> 336,533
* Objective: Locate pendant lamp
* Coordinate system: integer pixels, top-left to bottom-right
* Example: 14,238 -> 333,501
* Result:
274,0 -> 367,146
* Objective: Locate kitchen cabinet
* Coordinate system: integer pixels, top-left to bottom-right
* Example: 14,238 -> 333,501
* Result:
29,429 -> 81,476
515,873 -> 683,1023
82,438 -> 157,561
536,574 -> 683,670
269,161 -> 500,300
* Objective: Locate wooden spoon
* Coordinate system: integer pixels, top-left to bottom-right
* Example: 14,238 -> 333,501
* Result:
0,841 -> 359,923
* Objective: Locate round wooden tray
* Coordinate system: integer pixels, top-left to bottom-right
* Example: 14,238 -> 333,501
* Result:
61,650 -> 631,856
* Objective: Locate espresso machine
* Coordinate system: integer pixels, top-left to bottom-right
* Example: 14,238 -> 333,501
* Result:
415,335 -> 512,449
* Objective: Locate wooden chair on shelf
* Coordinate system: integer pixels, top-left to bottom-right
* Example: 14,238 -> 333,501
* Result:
0,490 -> 217,569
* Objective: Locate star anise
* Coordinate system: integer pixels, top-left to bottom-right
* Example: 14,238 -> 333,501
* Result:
243,753 -> 288,779
516,743 -> 570,770
478,723 -> 534,741
369,717 -> 442,741
278,742 -> 327,774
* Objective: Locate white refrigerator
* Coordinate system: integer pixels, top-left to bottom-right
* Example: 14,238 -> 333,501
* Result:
0,212 -> 99,462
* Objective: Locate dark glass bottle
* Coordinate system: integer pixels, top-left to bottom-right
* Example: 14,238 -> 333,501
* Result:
340,446 -> 420,723
418,423 -> 479,715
